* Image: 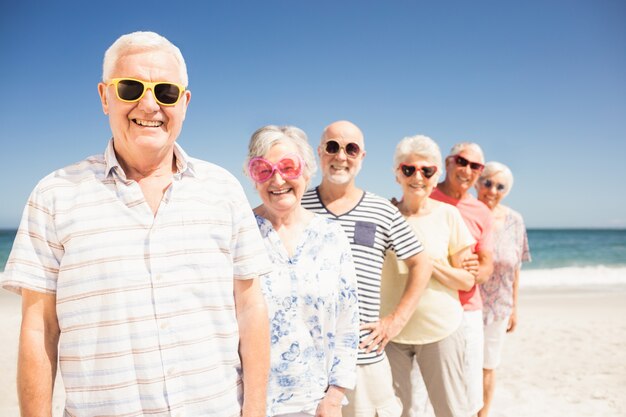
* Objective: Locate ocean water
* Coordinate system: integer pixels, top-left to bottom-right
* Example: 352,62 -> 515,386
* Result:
0,229 -> 16,273
1,228 -> 626,288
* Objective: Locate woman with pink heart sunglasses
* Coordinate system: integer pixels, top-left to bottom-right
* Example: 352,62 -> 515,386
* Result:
243,125 -> 359,417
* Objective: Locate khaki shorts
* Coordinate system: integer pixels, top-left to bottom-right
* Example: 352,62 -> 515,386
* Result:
344,356 -> 402,417
386,325 -> 468,417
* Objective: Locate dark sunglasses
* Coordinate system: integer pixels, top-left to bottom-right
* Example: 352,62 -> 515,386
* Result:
323,140 -> 361,158
451,154 -> 484,171
107,78 -> 186,106
482,179 -> 506,192
399,164 -> 438,179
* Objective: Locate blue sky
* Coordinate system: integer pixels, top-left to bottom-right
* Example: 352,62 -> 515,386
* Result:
1,0 -> 625,228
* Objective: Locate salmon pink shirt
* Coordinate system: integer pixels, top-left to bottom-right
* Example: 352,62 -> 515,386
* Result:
430,188 -> 494,311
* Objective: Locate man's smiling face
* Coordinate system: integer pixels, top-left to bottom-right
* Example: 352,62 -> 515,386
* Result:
98,49 -> 190,162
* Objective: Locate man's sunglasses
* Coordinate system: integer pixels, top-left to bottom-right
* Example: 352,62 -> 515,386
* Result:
248,154 -> 303,183
399,164 -> 438,179
323,140 -> 361,158
107,78 -> 186,106
451,154 -> 484,171
481,179 -> 506,192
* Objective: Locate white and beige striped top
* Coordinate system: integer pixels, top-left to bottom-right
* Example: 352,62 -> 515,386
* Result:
2,139 -> 272,417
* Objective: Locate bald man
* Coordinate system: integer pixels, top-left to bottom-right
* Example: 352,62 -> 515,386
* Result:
302,121 -> 432,417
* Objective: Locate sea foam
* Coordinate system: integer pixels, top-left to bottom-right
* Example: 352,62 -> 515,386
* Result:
520,266 -> 626,288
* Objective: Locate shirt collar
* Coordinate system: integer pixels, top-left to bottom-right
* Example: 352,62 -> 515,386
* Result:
104,139 -> 197,180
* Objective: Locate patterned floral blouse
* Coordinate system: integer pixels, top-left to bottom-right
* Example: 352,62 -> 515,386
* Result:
256,214 -> 359,416
480,208 -> 531,325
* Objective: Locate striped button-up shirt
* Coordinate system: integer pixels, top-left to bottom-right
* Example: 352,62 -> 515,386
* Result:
2,140 -> 272,417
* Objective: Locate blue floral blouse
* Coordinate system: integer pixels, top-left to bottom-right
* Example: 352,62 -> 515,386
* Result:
255,214 -> 359,416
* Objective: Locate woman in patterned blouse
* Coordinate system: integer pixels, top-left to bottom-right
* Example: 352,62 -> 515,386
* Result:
475,162 -> 531,417
244,125 -> 359,417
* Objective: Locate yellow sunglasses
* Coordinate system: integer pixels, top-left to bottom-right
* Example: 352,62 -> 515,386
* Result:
107,78 -> 186,106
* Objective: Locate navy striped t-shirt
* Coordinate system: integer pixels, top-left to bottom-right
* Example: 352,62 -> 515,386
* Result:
302,187 -> 424,364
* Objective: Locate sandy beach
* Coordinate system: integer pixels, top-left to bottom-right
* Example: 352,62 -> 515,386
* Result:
1,282 -> 625,417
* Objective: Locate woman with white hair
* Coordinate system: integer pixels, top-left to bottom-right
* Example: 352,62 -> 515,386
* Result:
244,125 -> 359,417
475,162 -> 531,417
380,135 -> 477,417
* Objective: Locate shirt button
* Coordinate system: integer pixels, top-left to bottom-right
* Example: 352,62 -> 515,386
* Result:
167,367 -> 176,376
160,321 -> 169,330
155,274 -> 163,282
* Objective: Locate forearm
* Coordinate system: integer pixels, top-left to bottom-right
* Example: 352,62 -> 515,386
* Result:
316,385 -> 346,417
328,312 -> 358,389
512,268 -> 520,309
474,250 -> 494,284
432,261 -> 474,291
388,251 -> 432,328
18,290 -> 60,417
330,261 -> 359,388
236,280 -> 270,417
18,329 -> 58,417
324,385 -> 346,405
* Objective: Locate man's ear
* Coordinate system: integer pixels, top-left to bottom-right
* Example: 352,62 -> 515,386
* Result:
180,90 -> 192,121
97,83 -> 109,115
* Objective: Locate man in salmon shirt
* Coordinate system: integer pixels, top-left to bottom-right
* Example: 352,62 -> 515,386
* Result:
430,142 -> 494,417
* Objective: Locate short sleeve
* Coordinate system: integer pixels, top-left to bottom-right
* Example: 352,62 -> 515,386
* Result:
2,184 -> 63,294
515,212 -> 531,264
447,206 -> 476,257
229,180 -> 272,280
476,205 -> 494,253
388,207 -> 424,260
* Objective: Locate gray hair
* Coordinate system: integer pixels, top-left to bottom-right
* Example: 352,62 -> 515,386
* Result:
393,135 -> 443,181
449,142 -> 485,163
244,125 -> 317,185
479,161 -> 514,196
102,31 -> 188,86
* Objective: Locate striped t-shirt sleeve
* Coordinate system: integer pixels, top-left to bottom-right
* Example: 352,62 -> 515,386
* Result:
387,208 -> 424,260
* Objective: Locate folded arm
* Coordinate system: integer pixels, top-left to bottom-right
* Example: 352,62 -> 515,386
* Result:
431,245 -> 475,291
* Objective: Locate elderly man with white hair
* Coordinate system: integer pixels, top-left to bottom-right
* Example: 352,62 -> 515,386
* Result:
475,162 -> 531,417
2,31 -> 271,417
430,142 -> 494,417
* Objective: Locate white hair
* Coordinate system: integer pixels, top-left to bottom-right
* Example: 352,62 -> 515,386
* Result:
244,125 -> 317,186
393,135 -> 443,182
102,31 -> 188,86
479,161 -> 514,196
448,142 -> 485,163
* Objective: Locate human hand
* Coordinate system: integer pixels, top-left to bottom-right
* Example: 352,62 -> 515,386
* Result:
359,315 -> 401,354
507,310 -> 518,333
315,390 -> 344,417
461,253 -> 479,278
